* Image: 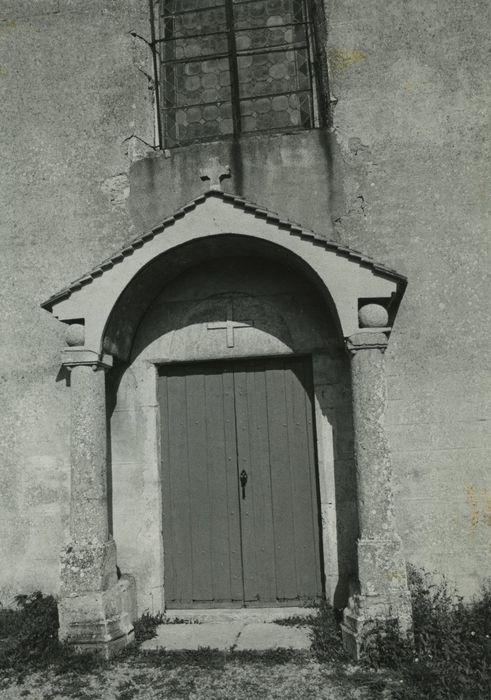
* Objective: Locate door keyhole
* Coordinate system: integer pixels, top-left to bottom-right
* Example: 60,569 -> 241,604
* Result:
240,470 -> 248,499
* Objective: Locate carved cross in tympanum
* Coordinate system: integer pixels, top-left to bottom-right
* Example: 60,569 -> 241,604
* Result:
200,157 -> 231,191
207,302 -> 254,348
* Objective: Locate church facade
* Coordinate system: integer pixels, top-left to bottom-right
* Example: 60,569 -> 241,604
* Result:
1,1 -> 489,656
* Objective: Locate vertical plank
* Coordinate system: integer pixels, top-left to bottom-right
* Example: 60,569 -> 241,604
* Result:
222,368 -> 244,603
160,371 -> 194,604
236,363 -> 278,603
186,371 -> 213,602
233,367 -> 253,599
248,365 -> 278,602
265,360 -> 299,601
205,368 -> 242,603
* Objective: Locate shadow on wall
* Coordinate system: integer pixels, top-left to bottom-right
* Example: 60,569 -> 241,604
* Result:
320,370 -> 358,608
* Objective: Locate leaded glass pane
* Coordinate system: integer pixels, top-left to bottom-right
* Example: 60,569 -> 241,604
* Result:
159,0 -> 317,146
237,48 -> 310,98
162,58 -> 231,109
232,0 -> 304,29
162,3 -> 227,42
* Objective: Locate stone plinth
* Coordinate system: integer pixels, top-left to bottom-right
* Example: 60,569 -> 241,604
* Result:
58,350 -> 136,657
59,574 -> 136,657
341,316 -> 412,659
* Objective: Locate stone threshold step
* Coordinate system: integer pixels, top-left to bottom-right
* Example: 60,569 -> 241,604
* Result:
163,607 -> 316,624
141,621 -> 312,652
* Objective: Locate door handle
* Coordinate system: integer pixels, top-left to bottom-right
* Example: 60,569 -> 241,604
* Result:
240,470 -> 248,499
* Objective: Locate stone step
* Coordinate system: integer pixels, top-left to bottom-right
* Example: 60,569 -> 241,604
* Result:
141,621 -> 312,652
162,606 -> 316,624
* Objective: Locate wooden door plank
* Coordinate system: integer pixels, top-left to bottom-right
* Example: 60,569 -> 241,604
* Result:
233,367 -> 253,598
235,364 -> 278,603
204,369 -> 229,603
265,360 -> 299,601
186,372 -> 213,602
247,365 -> 278,602
222,368 -> 244,603
161,372 -> 194,604
204,369 -> 243,603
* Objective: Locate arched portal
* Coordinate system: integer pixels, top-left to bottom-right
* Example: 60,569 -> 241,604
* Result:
108,251 -> 357,612
43,189 -> 412,658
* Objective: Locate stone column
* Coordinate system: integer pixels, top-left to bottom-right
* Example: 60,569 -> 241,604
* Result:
69,361 -> 110,544
58,333 -> 136,658
341,305 -> 412,659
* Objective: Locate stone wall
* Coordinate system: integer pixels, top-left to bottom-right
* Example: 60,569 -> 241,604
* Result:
324,0 -> 490,594
0,0 -> 489,603
0,1 -> 152,603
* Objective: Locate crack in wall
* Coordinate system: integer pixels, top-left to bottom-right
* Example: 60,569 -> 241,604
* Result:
334,194 -> 367,225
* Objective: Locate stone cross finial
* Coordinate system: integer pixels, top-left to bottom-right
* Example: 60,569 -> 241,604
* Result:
200,157 -> 231,191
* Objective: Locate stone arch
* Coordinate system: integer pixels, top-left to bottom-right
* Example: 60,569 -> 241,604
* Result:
107,250 -> 357,613
102,233 -> 345,362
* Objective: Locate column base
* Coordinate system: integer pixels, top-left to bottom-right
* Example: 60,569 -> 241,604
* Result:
59,574 -> 137,659
341,589 -> 413,660
341,538 -> 413,660
59,538 -> 137,658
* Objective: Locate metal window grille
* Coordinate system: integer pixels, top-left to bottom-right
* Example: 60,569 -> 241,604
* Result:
157,0 -> 319,148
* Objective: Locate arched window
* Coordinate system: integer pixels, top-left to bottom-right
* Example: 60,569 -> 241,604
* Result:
158,0 -> 321,147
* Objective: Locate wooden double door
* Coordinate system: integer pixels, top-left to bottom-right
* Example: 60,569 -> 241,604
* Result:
158,356 -> 323,608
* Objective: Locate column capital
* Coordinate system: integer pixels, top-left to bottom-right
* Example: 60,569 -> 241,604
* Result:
345,331 -> 389,355
61,347 -> 113,371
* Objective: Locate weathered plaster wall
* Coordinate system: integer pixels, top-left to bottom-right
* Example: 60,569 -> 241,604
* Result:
1,0 -> 489,604
0,0 -> 153,603
123,0 -> 491,595
127,131 -> 336,238
324,0 -> 491,593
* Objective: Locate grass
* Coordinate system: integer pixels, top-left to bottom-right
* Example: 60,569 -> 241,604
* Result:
0,567 -> 490,699
133,610 -> 166,642
0,649 -> 389,700
359,566 -> 491,699
0,596 -> 388,699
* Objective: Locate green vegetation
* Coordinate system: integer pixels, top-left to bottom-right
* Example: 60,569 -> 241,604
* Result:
0,592 -> 60,669
0,567 -> 489,698
360,565 -> 491,699
310,600 -> 350,663
133,611 -> 166,643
